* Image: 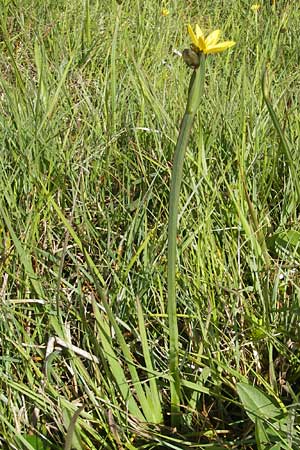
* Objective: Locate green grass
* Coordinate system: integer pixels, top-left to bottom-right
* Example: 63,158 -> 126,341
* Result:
1,0 -> 300,448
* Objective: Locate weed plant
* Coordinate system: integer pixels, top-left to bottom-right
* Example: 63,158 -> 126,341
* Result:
0,0 -> 300,449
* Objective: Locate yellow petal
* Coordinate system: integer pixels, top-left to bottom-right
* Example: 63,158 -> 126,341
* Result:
188,24 -> 205,51
198,34 -> 206,51
205,29 -> 221,47
205,40 -> 236,54
188,24 -> 199,48
195,24 -> 204,40
195,25 -> 206,51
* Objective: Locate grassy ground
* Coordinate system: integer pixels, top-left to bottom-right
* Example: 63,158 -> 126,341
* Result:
1,0 -> 300,448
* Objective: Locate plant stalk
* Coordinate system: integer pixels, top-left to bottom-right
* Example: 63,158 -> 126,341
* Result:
168,53 -> 206,426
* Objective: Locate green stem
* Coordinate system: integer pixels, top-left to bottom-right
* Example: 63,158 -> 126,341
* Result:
167,53 -> 206,426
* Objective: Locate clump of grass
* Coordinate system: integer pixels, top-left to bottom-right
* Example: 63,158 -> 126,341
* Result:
0,1 -> 300,449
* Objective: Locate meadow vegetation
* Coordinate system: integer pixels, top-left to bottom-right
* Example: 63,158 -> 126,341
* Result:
0,0 -> 300,448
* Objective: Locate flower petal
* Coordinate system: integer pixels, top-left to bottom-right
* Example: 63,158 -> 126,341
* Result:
195,25 -> 206,51
195,24 -> 204,40
198,35 -> 206,51
205,29 -> 221,47
188,24 -> 199,48
188,24 -> 205,51
205,40 -> 236,54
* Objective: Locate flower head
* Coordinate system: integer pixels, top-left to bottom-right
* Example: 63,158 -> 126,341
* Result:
251,4 -> 261,11
188,24 -> 235,55
162,8 -> 169,17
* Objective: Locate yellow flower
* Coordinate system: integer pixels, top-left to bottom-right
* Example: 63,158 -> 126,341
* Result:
162,8 -> 169,16
251,4 -> 261,11
188,24 -> 235,55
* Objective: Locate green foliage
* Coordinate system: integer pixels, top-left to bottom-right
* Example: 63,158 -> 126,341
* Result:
0,0 -> 300,448
237,382 -> 300,449
23,434 -> 55,450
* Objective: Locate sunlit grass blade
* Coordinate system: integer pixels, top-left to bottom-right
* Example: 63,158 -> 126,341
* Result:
136,297 -> 163,423
82,0 -> 91,51
46,192 -> 161,424
64,405 -> 85,450
262,66 -> 300,201
37,56 -> 74,135
92,299 -> 145,422
1,206 -> 45,299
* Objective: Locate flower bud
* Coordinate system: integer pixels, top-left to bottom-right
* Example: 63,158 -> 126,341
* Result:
182,48 -> 200,69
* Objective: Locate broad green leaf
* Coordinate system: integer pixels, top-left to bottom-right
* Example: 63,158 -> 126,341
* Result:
267,230 -> 300,258
237,382 -> 281,423
23,435 -> 52,450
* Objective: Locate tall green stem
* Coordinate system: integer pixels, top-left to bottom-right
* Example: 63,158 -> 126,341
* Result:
168,53 -> 206,425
